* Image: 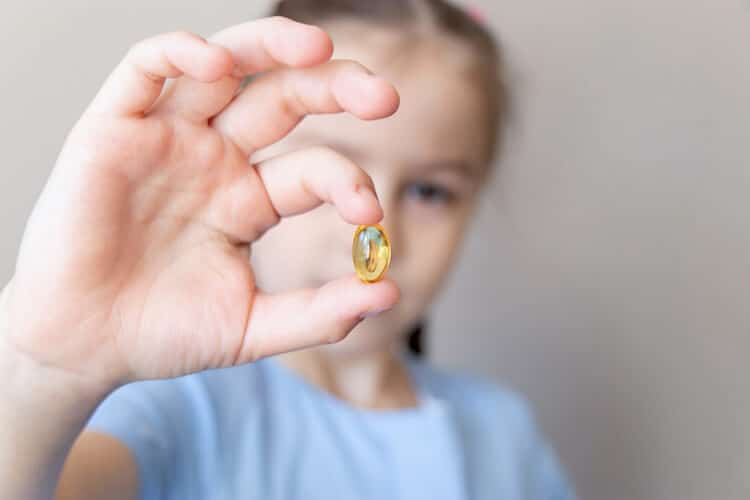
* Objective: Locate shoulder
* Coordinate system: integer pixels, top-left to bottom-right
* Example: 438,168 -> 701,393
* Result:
408,358 -> 578,499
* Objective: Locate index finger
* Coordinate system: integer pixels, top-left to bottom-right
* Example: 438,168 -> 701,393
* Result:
202,144 -> 383,245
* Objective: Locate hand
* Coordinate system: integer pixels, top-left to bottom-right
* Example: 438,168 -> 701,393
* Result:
2,16 -> 400,390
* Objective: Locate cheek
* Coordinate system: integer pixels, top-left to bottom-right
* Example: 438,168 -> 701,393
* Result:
395,212 -> 467,299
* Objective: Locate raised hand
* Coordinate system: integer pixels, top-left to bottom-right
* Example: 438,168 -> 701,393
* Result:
2,16 -> 400,389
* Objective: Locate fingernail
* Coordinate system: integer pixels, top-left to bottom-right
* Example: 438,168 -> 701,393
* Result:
355,183 -> 380,205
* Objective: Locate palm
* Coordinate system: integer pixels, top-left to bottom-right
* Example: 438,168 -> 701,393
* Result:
4,19 -> 400,388
12,114 -> 255,380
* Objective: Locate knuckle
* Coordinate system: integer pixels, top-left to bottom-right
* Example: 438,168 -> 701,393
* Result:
309,145 -> 358,174
126,30 -> 200,60
276,72 -> 306,119
219,165 -> 279,242
124,39 -> 162,82
333,59 -> 371,76
170,30 -> 203,44
269,15 -> 293,26
125,39 -> 147,60
308,144 -> 342,163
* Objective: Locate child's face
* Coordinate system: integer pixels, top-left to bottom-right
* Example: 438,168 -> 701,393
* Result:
251,26 -> 492,356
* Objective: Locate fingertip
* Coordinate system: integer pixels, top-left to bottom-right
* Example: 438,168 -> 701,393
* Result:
359,276 -> 401,317
278,18 -> 334,67
377,277 -> 401,308
304,24 -> 335,64
367,79 -> 400,119
333,274 -> 400,320
353,183 -> 385,224
243,274 -> 401,358
203,44 -> 236,82
173,38 -> 235,82
329,181 -> 381,226
335,72 -> 401,120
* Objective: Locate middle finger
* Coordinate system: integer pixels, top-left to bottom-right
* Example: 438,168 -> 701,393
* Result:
210,59 -> 400,156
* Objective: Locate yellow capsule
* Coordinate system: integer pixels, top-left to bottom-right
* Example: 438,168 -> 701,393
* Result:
352,223 -> 391,283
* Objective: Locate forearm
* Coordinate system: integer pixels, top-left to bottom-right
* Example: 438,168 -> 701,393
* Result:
0,281 -> 111,500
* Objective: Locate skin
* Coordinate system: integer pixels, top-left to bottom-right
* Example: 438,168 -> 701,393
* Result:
254,22 -> 492,408
0,16 -> 493,500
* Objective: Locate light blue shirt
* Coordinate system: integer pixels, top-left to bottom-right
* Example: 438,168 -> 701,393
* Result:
86,354 -> 577,500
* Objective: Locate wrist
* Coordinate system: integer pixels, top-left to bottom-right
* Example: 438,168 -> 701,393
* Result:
0,278 -> 113,419
0,279 -> 113,500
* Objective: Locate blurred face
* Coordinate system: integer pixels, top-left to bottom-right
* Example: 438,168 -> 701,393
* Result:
251,24 -> 492,357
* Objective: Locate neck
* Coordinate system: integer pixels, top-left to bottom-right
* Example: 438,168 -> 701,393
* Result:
276,348 -> 419,410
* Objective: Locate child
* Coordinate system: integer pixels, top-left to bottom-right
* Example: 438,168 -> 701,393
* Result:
0,1 -> 577,499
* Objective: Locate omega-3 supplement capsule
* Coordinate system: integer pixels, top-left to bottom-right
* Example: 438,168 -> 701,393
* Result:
352,223 -> 391,283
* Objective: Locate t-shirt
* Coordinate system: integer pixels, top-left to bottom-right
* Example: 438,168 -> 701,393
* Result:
85,354 -> 577,500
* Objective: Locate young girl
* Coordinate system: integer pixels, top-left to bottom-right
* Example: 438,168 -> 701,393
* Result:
0,1 -> 576,499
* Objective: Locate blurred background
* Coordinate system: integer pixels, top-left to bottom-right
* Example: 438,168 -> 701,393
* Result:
1,1 -> 748,499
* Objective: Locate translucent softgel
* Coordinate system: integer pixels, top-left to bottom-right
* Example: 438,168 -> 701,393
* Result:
352,224 -> 391,283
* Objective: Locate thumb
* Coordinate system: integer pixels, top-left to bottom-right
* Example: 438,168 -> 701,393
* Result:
235,274 -> 400,363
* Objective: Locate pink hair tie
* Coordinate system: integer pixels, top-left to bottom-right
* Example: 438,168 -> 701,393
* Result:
465,4 -> 486,24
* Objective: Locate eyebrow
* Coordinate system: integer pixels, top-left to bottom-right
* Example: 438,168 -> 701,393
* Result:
415,160 -> 479,179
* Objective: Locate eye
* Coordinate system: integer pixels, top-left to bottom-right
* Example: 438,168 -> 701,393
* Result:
404,182 -> 457,205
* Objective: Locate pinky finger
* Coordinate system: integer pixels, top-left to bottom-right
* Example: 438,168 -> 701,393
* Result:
236,274 -> 400,363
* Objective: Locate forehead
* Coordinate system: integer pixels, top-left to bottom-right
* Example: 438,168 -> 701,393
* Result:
289,22 -> 489,166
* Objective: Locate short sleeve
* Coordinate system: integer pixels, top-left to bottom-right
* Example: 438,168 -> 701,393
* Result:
84,378 -> 192,500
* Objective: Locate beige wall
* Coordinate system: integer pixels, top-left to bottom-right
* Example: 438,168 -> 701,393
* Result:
1,1 -> 748,499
